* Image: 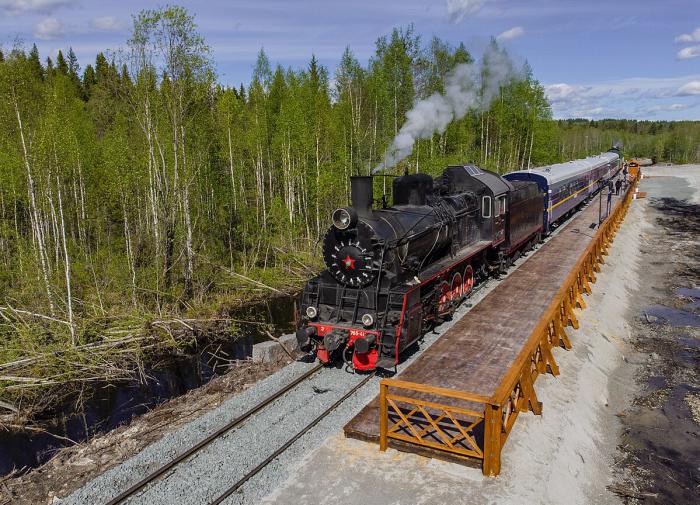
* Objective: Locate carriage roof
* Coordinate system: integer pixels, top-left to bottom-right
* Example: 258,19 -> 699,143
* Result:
506,152 -> 619,185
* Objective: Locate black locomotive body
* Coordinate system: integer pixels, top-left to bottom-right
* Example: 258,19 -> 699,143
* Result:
296,164 -> 544,371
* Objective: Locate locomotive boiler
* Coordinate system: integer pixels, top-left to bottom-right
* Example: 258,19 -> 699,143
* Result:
296,164 -> 544,371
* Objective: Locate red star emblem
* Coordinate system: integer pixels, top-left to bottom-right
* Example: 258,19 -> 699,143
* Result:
342,255 -> 356,269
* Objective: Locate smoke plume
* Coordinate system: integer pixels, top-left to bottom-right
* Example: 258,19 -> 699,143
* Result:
447,0 -> 487,23
374,44 -> 519,173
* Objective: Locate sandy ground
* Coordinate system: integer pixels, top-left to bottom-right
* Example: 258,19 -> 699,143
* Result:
260,166 -> 700,505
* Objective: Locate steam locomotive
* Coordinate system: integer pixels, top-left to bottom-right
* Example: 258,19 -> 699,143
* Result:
296,150 -> 621,371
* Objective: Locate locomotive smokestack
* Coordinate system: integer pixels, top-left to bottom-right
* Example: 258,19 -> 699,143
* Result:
351,176 -> 373,217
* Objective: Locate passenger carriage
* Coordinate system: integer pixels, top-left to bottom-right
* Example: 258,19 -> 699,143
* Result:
504,149 -> 621,232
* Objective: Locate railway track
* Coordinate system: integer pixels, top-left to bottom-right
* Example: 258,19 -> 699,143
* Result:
105,363 -> 324,505
104,363 -> 374,505
209,372 -> 375,505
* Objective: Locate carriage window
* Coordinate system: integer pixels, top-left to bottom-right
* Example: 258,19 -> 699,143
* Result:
482,196 -> 492,218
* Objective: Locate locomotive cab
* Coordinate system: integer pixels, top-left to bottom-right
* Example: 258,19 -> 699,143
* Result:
442,165 -> 511,248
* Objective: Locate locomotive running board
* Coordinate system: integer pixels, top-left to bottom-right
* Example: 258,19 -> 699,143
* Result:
414,240 -> 491,286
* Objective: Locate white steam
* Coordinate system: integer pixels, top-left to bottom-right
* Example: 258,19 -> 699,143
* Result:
374,45 -> 519,173
446,0 -> 487,23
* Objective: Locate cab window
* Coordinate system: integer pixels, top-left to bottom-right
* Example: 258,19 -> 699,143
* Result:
482,196 -> 492,218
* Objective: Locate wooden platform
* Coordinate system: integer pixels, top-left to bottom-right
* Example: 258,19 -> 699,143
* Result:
344,178 -> 639,475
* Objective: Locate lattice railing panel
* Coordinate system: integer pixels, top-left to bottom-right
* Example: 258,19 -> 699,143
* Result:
385,395 -> 485,459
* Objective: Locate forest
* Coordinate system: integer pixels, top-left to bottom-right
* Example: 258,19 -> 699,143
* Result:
1,6 -> 699,422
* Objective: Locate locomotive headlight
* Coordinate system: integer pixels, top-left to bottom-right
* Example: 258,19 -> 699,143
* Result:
332,207 -> 357,230
306,306 -> 318,319
361,313 -> 374,327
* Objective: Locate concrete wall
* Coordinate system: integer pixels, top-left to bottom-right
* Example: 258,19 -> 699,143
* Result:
251,333 -> 299,363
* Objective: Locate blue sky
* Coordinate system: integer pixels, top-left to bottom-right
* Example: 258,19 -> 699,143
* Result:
1,0 -> 699,120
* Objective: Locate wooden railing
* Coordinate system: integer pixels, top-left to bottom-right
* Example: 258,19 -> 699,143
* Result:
378,172 -> 640,476
379,379 -> 489,461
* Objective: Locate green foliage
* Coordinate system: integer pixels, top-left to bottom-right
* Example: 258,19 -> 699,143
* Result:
554,119 -> 700,163
1,7 -> 698,413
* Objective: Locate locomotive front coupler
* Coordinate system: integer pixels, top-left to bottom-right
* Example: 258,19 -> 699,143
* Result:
323,332 -> 347,354
353,334 -> 376,354
296,326 -> 317,353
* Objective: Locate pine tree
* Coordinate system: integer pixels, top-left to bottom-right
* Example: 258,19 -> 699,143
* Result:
56,50 -> 68,75
120,64 -> 130,85
67,47 -> 80,76
94,52 -> 110,83
268,65 -> 287,135
64,47 -> 82,95
308,54 -> 320,90
28,44 -> 44,81
45,56 -> 54,78
453,42 -> 473,65
82,64 -> 96,100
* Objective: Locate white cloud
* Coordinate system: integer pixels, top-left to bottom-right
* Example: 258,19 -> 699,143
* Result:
676,81 -> 700,96
90,16 -> 124,32
0,0 -> 73,15
580,106 -> 604,116
33,16 -> 63,40
675,27 -> 700,43
544,83 -> 589,103
446,0 -> 487,23
545,75 -> 700,119
496,26 -> 524,41
544,82 -> 615,105
677,45 -> 700,60
641,103 -> 694,115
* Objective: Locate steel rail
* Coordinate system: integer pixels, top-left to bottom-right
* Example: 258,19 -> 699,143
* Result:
105,362 -> 325,505
209,372 -> 376,505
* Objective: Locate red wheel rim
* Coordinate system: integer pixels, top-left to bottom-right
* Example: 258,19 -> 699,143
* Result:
451,272 -> 463,300
463,265 -> 474,295
438,281 -> 451,313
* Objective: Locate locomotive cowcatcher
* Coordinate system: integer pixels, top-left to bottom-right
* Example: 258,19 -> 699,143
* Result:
296,164 -> 544,371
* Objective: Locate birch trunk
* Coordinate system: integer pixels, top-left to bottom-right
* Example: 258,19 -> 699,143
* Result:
13,96 -> 55,314
56,179 -> 75,346
227,127 -> 237,212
